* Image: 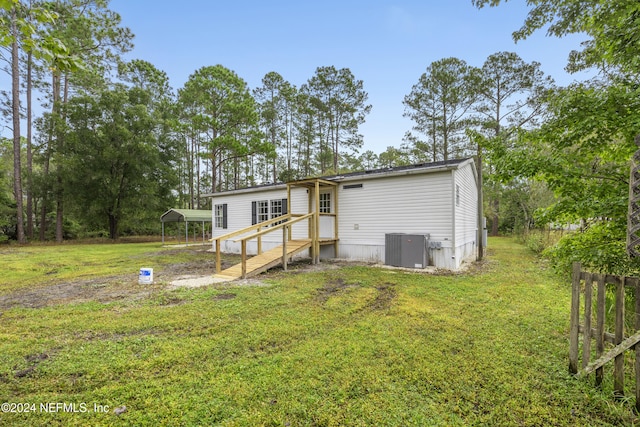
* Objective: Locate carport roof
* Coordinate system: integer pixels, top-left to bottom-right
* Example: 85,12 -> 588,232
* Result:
160,209 -> 212,223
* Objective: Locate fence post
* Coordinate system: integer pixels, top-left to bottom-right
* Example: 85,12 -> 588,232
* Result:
635,280 -> 640,413
569,262 -> 581,375
571,268 -> 640,409
583,273 -> 593,370
614,278 -> 625,398
596,275 -> 606,388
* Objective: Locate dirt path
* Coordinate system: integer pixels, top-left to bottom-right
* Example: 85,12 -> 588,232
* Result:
0,257 -> 321,310
0,257 -> 226,310
0,256 -> 480,310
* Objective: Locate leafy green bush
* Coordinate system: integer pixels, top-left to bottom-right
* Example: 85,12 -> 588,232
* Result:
544,221 -> 640,277
521,231 -> 547,254
518,229 -> 564,255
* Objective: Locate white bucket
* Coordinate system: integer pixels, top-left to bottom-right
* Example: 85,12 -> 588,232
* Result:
139,268 -> 154,284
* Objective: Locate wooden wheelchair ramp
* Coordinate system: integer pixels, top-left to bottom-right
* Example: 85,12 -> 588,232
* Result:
214,239 -> 312,280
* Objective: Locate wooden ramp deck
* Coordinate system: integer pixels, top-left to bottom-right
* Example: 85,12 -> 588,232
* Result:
213,239 -> 313,280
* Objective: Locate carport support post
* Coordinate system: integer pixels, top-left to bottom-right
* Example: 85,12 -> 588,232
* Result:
162,222 -> 165,245
185,221 -> 189,247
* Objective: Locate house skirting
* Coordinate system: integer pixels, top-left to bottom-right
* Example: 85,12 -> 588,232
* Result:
216,239 -> 475,271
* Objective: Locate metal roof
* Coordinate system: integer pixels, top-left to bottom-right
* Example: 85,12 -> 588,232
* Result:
160,208 -> 212,223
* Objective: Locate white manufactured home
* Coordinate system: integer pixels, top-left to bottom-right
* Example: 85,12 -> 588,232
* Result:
208,158 -> 479,277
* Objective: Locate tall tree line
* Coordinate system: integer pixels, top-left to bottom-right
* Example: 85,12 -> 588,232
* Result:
175,65 -> 372,200
0,1 -> 376,241
3,0 -> 629,255
398,51 -> 554,236
472,0 -> 640,275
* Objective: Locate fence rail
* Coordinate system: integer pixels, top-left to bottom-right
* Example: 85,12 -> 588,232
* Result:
569,262 -> 640,411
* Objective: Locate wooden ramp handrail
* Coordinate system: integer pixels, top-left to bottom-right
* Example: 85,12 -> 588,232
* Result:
213,214 -> 293,273
214,212 -> 318,276
236,212 -> 316,278
234,212 -> 314,242
214,214 -> 292,242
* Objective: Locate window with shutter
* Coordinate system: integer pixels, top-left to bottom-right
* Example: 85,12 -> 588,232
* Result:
215,204 -> 227,229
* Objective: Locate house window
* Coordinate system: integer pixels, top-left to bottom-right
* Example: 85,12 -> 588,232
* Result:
270,199 -> 283,219
258,200 -> 269,223
319,192 -> 331,213
252,198 -> 287,225
215,204 -> 227,229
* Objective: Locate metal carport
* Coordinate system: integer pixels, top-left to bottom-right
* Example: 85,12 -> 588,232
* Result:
160,209 -> 212,246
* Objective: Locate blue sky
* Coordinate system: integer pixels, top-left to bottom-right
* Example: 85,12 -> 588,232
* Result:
18,1 -> 597,154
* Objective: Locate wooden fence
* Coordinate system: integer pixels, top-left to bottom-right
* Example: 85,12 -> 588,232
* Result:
569,262 -> 640,411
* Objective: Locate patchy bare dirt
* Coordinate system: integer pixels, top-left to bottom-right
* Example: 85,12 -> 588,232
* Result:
212,293 -> 237,300
0,275 -> 147,309
366,282 -> 397,311
0,253 -> 490,311
0,255 -> 236,310
10,351 -> 57,379
314,278 -> 360,303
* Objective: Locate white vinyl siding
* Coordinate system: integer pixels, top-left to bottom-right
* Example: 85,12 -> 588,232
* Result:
338,171 -> 453,245
211,186 -> 307,254
209,159 -> 478,269
453,162 -> 479,266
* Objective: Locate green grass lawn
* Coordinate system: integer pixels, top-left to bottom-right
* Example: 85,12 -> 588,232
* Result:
0,238 -> 635,426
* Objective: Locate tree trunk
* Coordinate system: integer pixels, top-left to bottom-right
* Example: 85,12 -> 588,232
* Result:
39,130 -> 53,241
271,122 -> 277,183
333,123 -> 339,172
55,188 -> 63,242
55,74 -> 69,243
431,118 -> 437,162
26,51 -> 33,239
211,151 -> 217,194
108,213 -> 118,240
188,133 -> 194,209
11,7 -> 25,244
442,106 -> 448,162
